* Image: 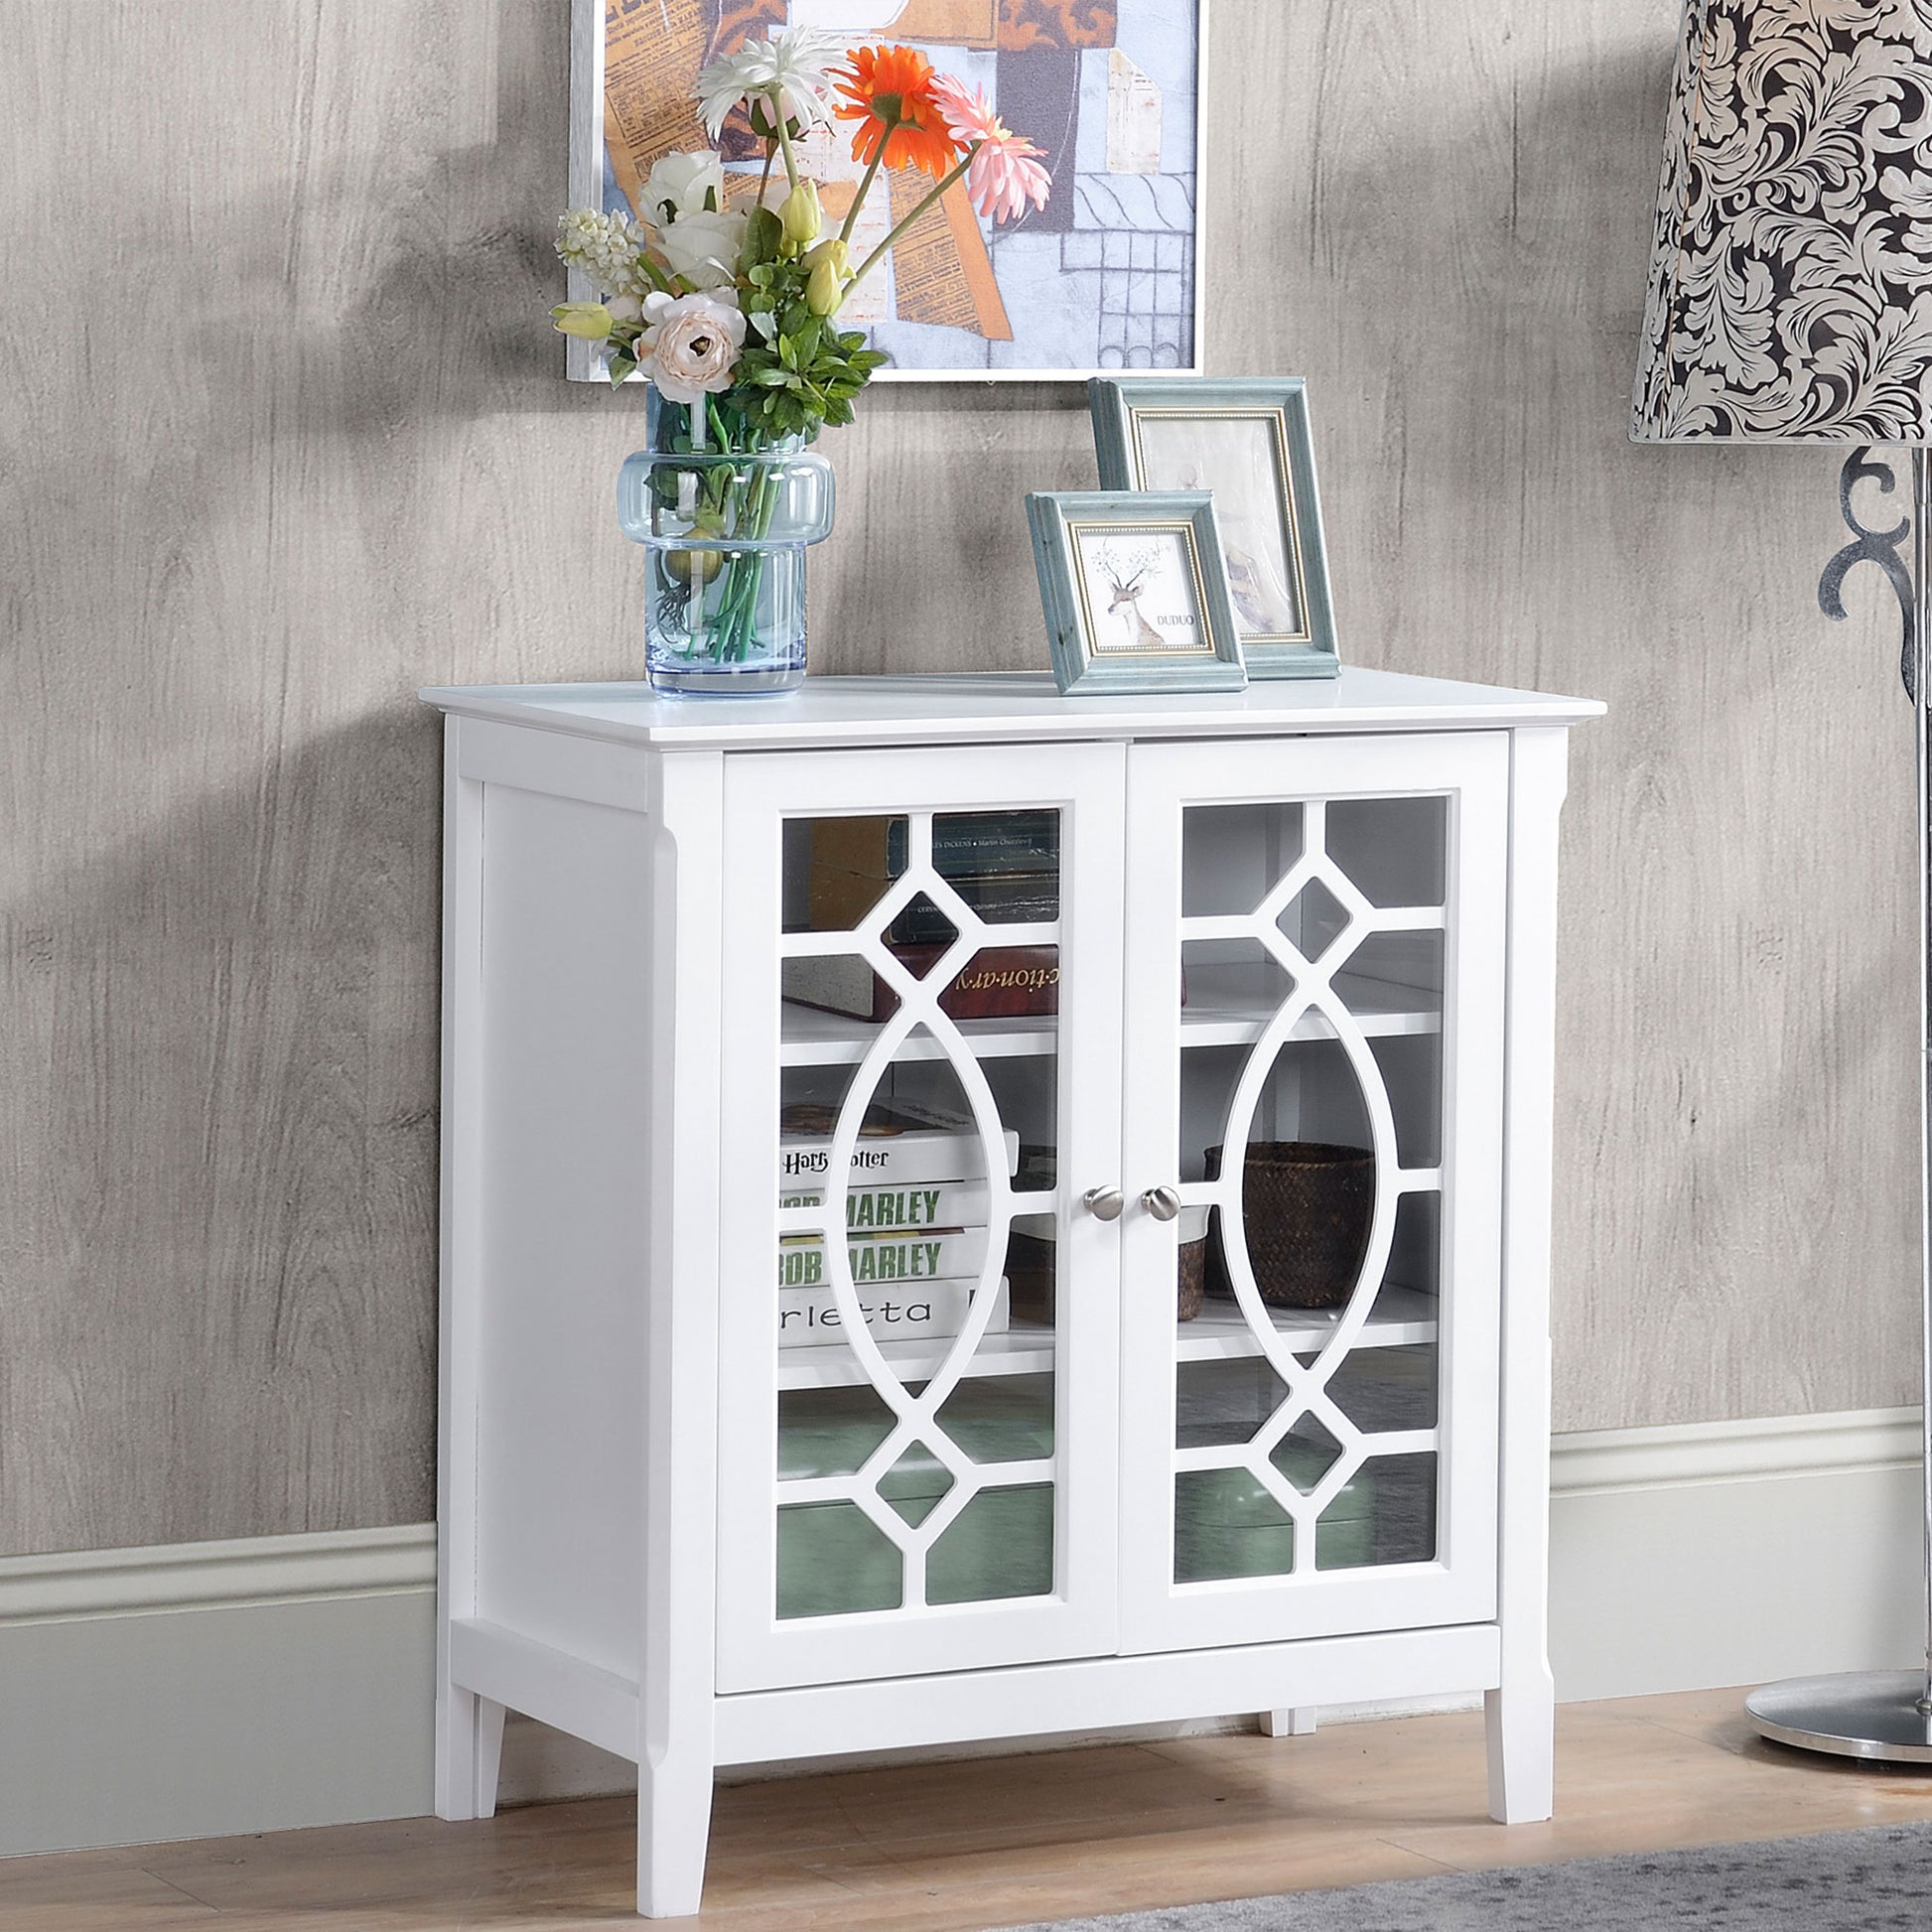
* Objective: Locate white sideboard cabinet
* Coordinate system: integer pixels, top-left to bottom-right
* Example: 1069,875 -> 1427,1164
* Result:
419,671 -> 1601,1918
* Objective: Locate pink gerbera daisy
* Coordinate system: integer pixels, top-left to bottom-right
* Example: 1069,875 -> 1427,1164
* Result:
930,76 -> 1051,223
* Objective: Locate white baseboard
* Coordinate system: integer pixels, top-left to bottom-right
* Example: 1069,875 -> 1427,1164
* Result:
1548,1407 -> 1927,1701
0,1408 -> 1921,1857
0,1527 -> 437,1859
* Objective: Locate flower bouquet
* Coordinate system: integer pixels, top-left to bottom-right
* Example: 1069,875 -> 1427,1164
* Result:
552,30 -> 1051,693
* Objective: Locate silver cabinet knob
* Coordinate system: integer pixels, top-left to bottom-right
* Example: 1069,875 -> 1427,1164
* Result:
1082,1186 -> 1124,1222
1142,1185 -> 1181,1222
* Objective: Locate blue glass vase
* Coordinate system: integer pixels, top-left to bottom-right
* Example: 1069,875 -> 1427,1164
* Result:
618,387 -> 836,697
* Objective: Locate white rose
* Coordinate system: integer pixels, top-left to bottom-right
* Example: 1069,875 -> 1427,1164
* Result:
642,151 -> 725,223
652,207 -> 747,290
640,291 -> 747,403
606,293 -> 643,326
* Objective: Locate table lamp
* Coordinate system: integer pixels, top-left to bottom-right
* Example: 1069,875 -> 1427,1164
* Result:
1631,0 -> 1932,1761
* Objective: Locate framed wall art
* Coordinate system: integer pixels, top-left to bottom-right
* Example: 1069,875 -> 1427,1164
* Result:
1088,376 -> 1339,677
1026,489 -> 1245,695
567,0 -> 1206,382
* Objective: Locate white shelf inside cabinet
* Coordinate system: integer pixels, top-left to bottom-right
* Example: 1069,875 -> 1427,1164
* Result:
778,1325 -> 1055,1390
1177,965 -> 1444,1047
1176,1286 -> 1439,1360
780,1003 -> 1058,1064
778,969 -> 1443,1068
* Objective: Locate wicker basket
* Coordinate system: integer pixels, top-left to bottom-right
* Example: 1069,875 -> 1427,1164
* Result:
1176,1204 -> 1208,1321
1204,1141 -> 1375,1309
1009,1201 -> 1208,1322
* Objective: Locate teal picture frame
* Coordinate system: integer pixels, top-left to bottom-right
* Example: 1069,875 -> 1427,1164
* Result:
1027,490 -> 1247,696
1088,377 -> 1339,678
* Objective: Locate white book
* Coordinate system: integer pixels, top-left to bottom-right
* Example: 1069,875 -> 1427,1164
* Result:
777,1278 -> 1011,1350
777,1123 -> 1020,1188
777,1225 -> 989,1288
778,1179 -> 991,1231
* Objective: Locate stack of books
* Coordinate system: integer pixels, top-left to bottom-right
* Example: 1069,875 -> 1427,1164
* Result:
784,812 -> 1061,1023
776,1101 -> 1017,1349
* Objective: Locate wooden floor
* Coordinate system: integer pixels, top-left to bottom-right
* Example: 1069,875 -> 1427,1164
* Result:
8,1689 -> 1932,1931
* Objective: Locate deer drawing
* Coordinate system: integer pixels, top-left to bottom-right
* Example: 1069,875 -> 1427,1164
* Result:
1096,544 -> 1167,651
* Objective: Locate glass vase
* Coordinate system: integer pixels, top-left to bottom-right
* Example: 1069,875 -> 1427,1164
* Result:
618,388 -> 835,697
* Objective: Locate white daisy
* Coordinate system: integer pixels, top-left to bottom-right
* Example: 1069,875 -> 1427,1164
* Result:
695,28 -> 840,142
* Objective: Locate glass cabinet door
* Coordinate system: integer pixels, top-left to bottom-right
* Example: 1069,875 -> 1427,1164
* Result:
716,743 -> 1125,1693
1118,733 -> 1510,1654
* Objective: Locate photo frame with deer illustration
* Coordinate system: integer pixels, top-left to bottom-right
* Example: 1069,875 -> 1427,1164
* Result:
1087,377 -> 1339,677
1026,490 -> 1245,696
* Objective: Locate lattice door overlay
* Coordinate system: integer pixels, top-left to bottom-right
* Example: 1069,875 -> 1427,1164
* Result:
1175,799 -> 1445,1578
775,812 -> 1059,1616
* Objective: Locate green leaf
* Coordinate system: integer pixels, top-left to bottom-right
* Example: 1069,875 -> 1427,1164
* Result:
741,206 -> 783,272
607,353 -> 636,387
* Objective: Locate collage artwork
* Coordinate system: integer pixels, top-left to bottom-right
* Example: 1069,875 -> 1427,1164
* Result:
600,0 -> 1201,375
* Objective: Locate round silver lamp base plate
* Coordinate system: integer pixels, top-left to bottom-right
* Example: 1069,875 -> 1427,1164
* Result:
1745,1672 -> 1932,1763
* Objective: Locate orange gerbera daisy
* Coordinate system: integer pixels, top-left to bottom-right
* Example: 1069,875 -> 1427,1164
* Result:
833,44 -> 961,181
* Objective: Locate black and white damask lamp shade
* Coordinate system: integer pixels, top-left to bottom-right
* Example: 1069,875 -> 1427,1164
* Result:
1631,0 -> 1932,445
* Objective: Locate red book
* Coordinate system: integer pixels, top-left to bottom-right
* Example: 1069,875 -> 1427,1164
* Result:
897,944 -> 1059,1021
782,945 -> 1060,1023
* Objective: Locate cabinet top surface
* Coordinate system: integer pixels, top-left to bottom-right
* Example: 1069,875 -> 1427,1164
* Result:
418,669 -> 1603,752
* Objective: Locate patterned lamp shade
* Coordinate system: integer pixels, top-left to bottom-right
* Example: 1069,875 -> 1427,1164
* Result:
1632,0 -> 1932,443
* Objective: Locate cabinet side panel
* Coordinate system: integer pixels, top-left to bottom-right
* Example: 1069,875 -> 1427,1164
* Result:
475,782 -> 649,1684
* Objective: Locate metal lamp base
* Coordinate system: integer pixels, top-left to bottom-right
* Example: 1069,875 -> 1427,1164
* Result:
1791,450 -> 1932,1771
1745,1671 -> 1932,1764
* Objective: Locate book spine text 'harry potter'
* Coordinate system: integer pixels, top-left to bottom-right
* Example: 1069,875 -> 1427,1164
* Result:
776,1126 -> 1020,1188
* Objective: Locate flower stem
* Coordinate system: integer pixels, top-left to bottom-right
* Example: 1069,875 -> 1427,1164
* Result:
635,253 -> 677,296
838,121 -> 895,247
849,145 -> 978,291
773,95 -> 801,193
707,454 -> 786,663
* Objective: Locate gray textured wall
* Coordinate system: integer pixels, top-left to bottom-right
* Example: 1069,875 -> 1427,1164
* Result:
2,0 -> 1919,1559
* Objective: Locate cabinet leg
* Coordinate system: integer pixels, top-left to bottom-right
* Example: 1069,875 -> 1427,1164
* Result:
1485,1671 -> 1556,1823
1259,1707 -> 1318,1737
434,1688 -> 505,1822
636,1762 -> 715,1919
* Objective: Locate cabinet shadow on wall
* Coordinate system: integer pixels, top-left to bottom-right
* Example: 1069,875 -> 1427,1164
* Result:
6,706 -> 445,1557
